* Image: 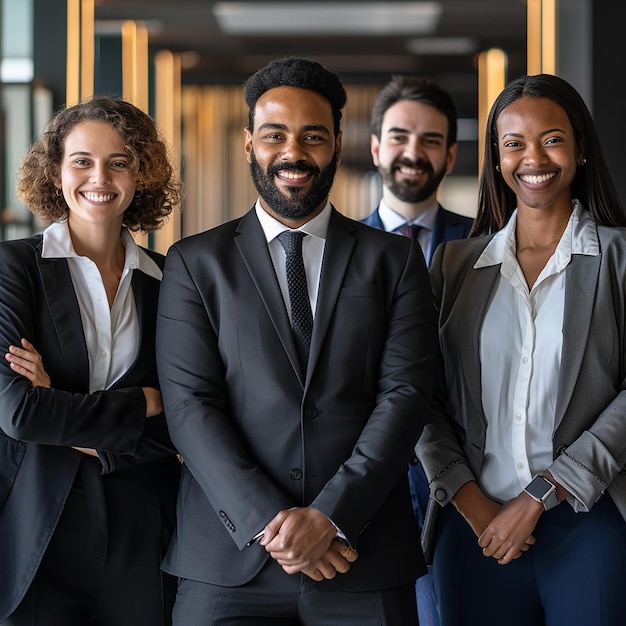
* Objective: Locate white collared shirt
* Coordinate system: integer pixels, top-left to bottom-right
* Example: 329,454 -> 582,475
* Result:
255,200 -> 330,319
42,221 -> 162,393
377,198 -> 438,261
476,201 -> 599,503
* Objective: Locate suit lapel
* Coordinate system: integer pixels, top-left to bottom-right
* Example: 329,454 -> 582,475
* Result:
454,261 -> 501,426
235,210 -> 305,383
307,210 -> 356,385
38,255 -> 90,390
554,254 -> 600,429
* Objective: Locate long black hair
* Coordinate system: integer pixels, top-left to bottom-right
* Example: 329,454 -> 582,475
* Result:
472,74 -> 625,236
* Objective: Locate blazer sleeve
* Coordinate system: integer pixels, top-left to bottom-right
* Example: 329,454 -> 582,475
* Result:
416,242 -> 478,506
309,239 -> 438,540
0,241 -> 147,456
156,243 -> 294,545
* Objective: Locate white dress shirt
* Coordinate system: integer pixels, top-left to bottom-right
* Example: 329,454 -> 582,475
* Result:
475,201 -> 599,503
42,221 -> 162,393
255,200 -> 330,320
377,198 -> 438,261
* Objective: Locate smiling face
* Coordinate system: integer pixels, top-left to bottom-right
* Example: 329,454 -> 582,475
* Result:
244,86 -> 342,227
496,96 -> 583,217
371,100 -> 456,206
57,120 -> 136,231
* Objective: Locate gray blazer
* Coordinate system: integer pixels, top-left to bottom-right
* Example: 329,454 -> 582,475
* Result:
417,223 -> 626,549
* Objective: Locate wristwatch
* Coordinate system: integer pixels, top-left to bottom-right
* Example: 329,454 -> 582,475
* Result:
524,475 -> 560,511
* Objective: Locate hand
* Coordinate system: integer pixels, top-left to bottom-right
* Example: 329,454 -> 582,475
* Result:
5,338 -> 51,388
478,492 -> 540,565
72,447 -> 99,457
452,481 -> 502,538
300,539 -> 359,581
260,507 -> 339,575
142,387 -> 163,417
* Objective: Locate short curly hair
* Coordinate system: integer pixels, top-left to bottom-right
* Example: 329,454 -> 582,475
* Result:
244,56 -> 347,135
17,95 -> 181,232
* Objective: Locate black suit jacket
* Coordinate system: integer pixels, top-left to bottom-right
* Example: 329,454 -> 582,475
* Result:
0,235 -> 180,622
157,207 -> 437,591
361,204 -> 474,266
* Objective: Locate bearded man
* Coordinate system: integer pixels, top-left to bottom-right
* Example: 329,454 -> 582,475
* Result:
156,57 -> 438,626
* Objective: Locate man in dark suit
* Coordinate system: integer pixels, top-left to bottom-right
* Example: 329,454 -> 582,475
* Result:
361,75 -> 474,626
156,57 -> 437,625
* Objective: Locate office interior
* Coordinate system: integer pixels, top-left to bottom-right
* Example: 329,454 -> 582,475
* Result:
0,0 -> 622,254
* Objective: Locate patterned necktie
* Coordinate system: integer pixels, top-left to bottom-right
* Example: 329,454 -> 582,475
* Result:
397,223 -> 423,239
277,231 -> 313,372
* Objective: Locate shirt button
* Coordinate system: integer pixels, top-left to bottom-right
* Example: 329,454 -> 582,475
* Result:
517,462 -> 525,471
101,351 -> 107,358
515,414 -> 522,421
522,356 -> 528,365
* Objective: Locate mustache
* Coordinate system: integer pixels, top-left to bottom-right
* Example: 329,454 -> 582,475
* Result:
267,161 -> 320,176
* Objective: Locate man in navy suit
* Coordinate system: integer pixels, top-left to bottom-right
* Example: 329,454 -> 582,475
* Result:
361,75 -> 474,626
157,57 -> 437,626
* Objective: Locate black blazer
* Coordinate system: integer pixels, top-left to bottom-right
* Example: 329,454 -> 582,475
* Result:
0,234 -> 180,622
157,207 -> 437,592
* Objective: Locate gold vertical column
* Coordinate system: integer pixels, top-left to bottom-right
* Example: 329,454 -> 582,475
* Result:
121,20 -> 149,112
153,50 -> 182,252
477,48 -> 507,170
527,0 -> 557,75
66,0 -> 94,106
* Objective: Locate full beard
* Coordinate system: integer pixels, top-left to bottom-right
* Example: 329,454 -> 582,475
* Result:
379,158 -> 446,204
249,150 -> 338,221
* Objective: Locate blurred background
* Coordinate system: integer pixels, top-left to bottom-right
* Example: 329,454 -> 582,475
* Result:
1,0 -> 622,252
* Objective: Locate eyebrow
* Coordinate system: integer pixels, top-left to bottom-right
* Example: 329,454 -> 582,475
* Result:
501,127 -> 566,140
257,122 -> 331,134
386,126 -> 445,140
67,151 -> 129,158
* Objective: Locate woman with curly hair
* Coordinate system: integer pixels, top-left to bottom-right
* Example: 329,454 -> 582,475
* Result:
0,96 -> 182,626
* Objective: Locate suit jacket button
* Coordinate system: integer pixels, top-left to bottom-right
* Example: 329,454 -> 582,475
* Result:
304,406 -> 318,419
289,468 -> 303,480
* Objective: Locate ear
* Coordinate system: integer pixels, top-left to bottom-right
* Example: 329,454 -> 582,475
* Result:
445,143 -> 458,175
334,130 -> 343,164
370,134 -> 380,167
244,127 -> 253,164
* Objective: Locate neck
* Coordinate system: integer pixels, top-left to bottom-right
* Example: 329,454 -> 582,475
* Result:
382,188 -> 436,222
67,219 -> 125,271
515,204 -> 573,252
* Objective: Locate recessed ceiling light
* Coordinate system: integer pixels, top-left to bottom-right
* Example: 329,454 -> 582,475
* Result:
213,2 -> 442,35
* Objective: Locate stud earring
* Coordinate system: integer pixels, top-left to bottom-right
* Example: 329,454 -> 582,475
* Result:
495,165 -> 501,172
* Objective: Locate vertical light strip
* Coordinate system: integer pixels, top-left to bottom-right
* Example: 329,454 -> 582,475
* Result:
66,0 -> 80,106
80,0 -> 94,100
153,50 -> 182,252
478,49 -> 507,170
527,0 -> 556,75
121,21 -> 136,104
541,0 -> 556,75
527,0 -> 541,75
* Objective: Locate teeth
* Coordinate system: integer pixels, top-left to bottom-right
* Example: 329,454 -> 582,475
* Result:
280,170 -> 308,180
398,166 -> 421,176
519,172 -> 555,184
84,192 -> 115,202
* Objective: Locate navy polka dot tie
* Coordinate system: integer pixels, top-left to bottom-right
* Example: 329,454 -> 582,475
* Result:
277,231 -> 313,373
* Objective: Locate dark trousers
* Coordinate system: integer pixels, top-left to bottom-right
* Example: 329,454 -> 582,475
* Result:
432,495 -> 626,626
4,458 -> 176,626
173,557 -> 418,626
